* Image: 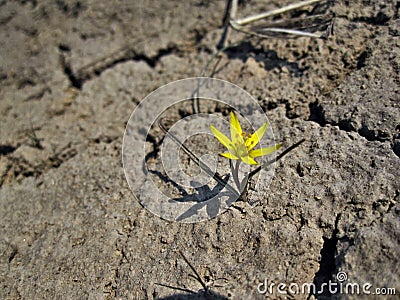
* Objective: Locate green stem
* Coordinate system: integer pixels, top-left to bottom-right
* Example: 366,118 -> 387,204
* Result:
249,139 -> 305,179
239,139 -> 306,197
232,160 -> 241,191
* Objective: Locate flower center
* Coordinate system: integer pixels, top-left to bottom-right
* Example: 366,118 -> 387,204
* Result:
234,143 -> 248,157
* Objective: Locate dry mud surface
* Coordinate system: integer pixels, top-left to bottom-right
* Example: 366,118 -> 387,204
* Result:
0,1 -> 399,299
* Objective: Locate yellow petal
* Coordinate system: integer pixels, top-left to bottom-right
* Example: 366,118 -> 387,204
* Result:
210,125 -> 234,151
245,122 -> 268,150
220,152 -> 239,160
249,143 -> 282,158
241,155 -> 258,165
230,112 -> 244,144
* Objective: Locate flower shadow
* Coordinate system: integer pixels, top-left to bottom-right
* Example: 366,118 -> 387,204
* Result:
148,168 -> 237,221
171,178 -> 238,222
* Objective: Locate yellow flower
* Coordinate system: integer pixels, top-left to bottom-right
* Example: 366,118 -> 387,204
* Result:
210,112 -> 282,165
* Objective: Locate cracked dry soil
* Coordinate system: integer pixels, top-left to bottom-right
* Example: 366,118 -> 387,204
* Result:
0,1 -> 399,299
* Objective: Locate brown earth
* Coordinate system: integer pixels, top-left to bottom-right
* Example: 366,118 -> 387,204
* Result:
0,1 -> 399,299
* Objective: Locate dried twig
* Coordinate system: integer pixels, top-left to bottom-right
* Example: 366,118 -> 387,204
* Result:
228,0 -> 334,39
155,251 -> 228,299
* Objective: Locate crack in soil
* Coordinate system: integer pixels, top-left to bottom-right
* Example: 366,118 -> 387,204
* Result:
0,145 -> 16,155
308,102 -> 399,157
60,45 -> 180,90
308,213 -> 341,299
